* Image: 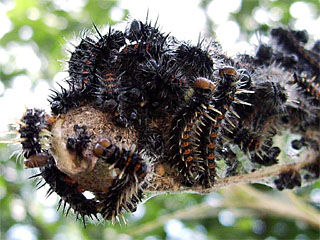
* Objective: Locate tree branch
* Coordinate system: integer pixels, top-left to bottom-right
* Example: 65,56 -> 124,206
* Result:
146,149 -> 319,194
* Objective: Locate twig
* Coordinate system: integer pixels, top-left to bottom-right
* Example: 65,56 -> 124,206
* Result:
146,150 -> 318,194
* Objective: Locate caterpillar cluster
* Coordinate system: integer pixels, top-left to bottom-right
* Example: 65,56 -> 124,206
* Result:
18,106 -> 148,225
14,19 -> 320,225
253,29 -> 320,131
251,28 -> 320,187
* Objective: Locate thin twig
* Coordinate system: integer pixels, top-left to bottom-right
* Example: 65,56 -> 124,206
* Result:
146,150 -> 317,194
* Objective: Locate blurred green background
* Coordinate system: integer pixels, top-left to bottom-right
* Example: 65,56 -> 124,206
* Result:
0,0 -> 319,239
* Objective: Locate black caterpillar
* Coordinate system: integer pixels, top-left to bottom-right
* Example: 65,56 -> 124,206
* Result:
16,19 -> 320,225
19,108 -> 50,158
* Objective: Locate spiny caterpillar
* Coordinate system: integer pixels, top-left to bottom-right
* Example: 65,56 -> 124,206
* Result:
3,18 -> 320,225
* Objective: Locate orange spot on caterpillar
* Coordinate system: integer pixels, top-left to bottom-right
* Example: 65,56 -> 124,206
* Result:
208,142 -> 215,149
210,132 -> 217,138
184,149 -> 191,155
182,141 -> 190,147
182,134 -> 190,140
134,163 -> 141,171
186,156 -> 194,162
209,163 -> 216,169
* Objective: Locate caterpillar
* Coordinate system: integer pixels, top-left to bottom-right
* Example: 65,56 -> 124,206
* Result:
92,138 -> 147,220
168,65 -> 258,186
18,108 -> 51,158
